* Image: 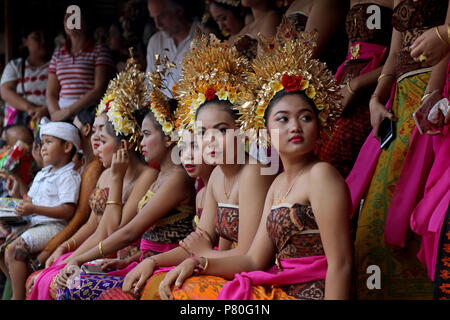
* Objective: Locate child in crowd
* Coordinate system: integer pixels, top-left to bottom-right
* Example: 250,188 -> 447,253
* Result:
0,119 -> 81,299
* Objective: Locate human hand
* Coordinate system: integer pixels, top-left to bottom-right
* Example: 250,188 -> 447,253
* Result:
111,143 -> 129,180
179,228 -> 212,257
159,258 -> 197,300
15,197 -> 35,216
410,25 -> 450,67
122,258 -> 157,296
98,258 -> 130,271
55,259 -> 81,289
425,98 -> 450,135
45,245 -> 66,268
369,96 -> 397,139
339,83 -> 356,111
30,106 -> 49,123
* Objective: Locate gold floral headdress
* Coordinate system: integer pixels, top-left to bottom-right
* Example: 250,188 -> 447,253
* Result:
175,32 -> 253,134
96,48 -> 147,150
146,54 -> 178,137
239,20 -> 343,146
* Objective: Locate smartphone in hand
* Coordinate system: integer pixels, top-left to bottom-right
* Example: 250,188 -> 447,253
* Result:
81,264 -> 110,275
379,115 -> 395,150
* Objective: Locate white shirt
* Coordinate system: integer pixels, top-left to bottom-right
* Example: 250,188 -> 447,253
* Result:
27,161 -> 81,225
0,58 -> 49,107
146,20 -> 203,97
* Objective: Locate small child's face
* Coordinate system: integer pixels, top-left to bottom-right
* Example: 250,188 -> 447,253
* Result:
40,134 -> 69,167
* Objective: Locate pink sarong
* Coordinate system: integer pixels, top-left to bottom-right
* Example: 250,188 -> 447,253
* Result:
334,41 -> 388,84
383,61 -> 450,276
345,84 -> 397,215
217,255 -> 327,300
28,252 -> 73,300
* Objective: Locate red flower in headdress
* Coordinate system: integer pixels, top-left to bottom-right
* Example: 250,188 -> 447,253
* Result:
105,99 -> 114,112
281,74 -> 304,92
205,88 -> 217,101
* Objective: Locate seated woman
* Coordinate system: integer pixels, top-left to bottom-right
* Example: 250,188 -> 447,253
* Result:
158,25 -> 353,300
53,58 -> 198,300
96,129 -> 216,300
26,57 -> 158,300
231,0 -> 282,60
113,34 -> 276,300
203,0 -> 247,39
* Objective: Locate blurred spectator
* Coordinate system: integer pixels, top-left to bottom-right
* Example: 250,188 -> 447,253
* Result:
203,0 -> 247,39
0,23 -> 50,131
146,0 -> 205,96
46,5 -> 114,122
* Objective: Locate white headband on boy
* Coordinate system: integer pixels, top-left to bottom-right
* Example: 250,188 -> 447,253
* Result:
39,117 -> 81,151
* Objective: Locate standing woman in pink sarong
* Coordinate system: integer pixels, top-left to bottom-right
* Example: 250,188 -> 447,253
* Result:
346,0 -> 449,300
318,0 -> 394,178
158,25 -> 353,300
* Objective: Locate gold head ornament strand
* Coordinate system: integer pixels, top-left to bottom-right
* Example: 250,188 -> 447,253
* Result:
147,54 -> 178,138
238,18 -> 344,147
96,48 -> 147,150
174,32 -> 254,136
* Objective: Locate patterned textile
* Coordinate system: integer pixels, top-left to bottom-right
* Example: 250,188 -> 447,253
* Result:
233,35 -> 258,61
434,203 -> 450,299
318,4 -> 392,178
56,274 -> 124,300
392,0 -> 447,78
168,203 -> 326,300
354,73 -> 433,299
89,187 -> 109,216
214,204 -> 239,243
345,3 -> 393,46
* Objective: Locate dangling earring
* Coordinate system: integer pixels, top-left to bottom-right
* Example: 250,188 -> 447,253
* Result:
165,141 -> 170,148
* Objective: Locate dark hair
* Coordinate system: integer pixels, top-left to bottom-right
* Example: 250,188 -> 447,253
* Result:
264,90 -> 319,125
59,137 -> 78,159
76,105 -> 97,127
143,98 -> 179,136
195,99 -> 239,121
2,124 -> 34,144
208,1 -> 246,19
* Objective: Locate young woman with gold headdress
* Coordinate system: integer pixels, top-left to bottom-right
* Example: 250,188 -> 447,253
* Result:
100,33 -> 276,301
157,23 -> 353,300
26,54 -> 159,300
52,52 -> 197,300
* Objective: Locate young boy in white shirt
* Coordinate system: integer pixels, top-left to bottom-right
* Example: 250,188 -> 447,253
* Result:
0,118 -> 81,299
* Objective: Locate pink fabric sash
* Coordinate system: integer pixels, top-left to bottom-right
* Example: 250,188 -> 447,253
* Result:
28,252 -> 73,300
345,84 -> 397,215
108,239 -> 179,277
334,41 -> 388,84
408,125 -> 449,280
217,255 -> 327,300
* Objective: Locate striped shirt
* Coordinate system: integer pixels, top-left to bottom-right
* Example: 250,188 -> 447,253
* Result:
48,39 -> 113,101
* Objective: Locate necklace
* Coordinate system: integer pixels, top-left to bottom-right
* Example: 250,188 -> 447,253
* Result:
223,174 -> 237,200
275,170 -> 303,205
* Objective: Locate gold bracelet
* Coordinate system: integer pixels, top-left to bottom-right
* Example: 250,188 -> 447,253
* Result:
98,241 -> 106,258
346,81 -> 355,95
65,241 -> 71,252
421,92 -> 431,103
199,256 -> 209,273
106,200 -> 122,206
435,26 -> 448,46
377,73 -> 394,83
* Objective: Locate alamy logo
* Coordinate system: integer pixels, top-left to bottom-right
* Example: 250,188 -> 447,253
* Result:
366,265 -> 381,290
366,5 -> 381,30
66,5 -> 81,30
